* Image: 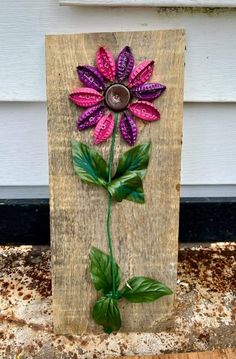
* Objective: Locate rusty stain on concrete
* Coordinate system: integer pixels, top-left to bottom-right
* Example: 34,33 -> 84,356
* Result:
0,243 -> 235,358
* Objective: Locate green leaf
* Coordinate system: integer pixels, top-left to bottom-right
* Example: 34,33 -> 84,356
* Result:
92,297 -> 121,332
121,276 -> 173,303
107,171 -> 144,203
126,181 -> 145,204
90,247 -> 121,294
71,140 -> 108,187
114,142 -> 151,180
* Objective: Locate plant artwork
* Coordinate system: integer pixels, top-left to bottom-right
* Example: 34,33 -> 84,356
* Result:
69,46 -> 172,333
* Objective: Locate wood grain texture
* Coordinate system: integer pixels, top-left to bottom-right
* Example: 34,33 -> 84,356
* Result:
46,30 -> 185,334
113,349 -> 236,359
60,0 -> 236,7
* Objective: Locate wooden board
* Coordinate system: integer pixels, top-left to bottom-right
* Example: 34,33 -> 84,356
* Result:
46,30 -> 185,334
114,349 -> 236,359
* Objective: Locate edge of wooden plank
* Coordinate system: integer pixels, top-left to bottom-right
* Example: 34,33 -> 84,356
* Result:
45,29 -> 185,39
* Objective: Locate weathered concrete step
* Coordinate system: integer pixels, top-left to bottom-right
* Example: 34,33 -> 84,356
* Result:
0,243 -> 235,358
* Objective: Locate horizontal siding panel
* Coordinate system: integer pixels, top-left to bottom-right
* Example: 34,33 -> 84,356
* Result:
182,103 -> 236,184
0,3 -> 236,102
0,103 -> 48,186
1,185 -> 236,199
181,185 -> 236,198
0,103 -> 236,189
0,186 -> 49,199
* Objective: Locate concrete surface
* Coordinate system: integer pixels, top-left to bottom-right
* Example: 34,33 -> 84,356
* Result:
0,243 -> 235,358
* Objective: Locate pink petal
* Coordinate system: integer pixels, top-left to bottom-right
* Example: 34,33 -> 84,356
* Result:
96,47 -> 115,81
128,101 -> 160,121
69,88 -> 104,107
94,112 -> 115,144
128,60 -> 154,89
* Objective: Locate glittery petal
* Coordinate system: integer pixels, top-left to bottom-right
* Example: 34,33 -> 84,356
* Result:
131,83 -> 166,102
77,104 -> 105,131
119,112 -> 138,146
96,47 -> 116,81
94,112 -> 115,144
69,88 -> 104,107
116,46 -> 135,82
77,65 -> 105,91
128,101 -> 160,121
128,60 -> 154,89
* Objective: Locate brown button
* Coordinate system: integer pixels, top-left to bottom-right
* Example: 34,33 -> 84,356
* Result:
105,84 -> 131,111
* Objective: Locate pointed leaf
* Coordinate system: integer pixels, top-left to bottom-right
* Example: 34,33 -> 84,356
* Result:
116,46 -> 135,82
126,181 -> 145,204
69,88 -> 104,107
96,47 -> 115,81
108,171 -> 144,203
77,104 -> 104,131
77,65 -> 105,91
128,101 -> 160,121
131,82 -> 166,102
128,60 -> 154,88
115,142 -> 151,180
94,112 -> 115,145
121,276 -> 173,303
90,247 -> 121,294
119,111 -> 138,146
92,297 -> 121,332
71,140 -> 108,186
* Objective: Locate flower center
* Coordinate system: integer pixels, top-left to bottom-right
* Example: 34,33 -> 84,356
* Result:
105,84 -> 131,112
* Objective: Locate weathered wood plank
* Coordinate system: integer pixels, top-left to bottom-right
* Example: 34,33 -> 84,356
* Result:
113,349 -> 236,359
46,30 -> 185,334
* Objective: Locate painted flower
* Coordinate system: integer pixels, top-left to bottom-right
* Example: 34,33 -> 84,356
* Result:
69,46 -> 166,146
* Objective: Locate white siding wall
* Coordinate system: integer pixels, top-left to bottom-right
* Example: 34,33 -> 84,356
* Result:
1,1 -> 236,198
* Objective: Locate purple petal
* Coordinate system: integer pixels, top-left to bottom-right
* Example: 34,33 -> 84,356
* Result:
131,83 -> 166,102
77,104 -> 104,131
119,111 -> 138,146
116,46 -> 135,82
77,65 -> 105,91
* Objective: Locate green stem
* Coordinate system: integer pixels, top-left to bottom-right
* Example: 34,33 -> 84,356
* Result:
107,112 -> 119,295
